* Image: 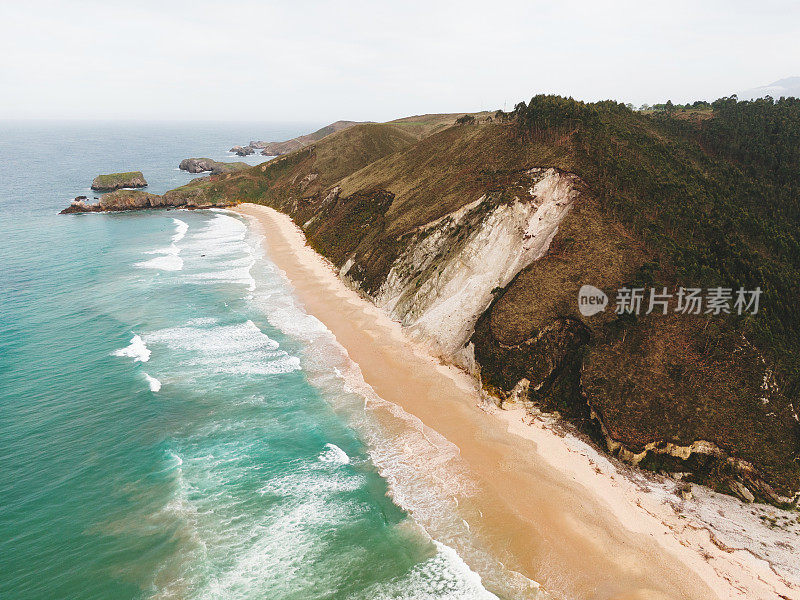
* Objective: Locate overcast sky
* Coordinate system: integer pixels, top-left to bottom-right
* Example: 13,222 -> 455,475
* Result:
1,0 -> 798,122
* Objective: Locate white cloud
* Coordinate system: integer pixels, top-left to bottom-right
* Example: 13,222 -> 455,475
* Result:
1,0 -> 798,120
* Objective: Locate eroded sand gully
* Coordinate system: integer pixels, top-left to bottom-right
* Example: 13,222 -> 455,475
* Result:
236,203 -> 798,600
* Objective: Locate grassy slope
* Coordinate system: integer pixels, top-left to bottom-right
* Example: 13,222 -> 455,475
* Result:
387,111 -> 494,140
92,171 -> 145,188
162,108 -> 800,502
253,120 -> 365,154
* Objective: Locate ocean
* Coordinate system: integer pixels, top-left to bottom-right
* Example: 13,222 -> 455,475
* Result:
0,122 -> 518,599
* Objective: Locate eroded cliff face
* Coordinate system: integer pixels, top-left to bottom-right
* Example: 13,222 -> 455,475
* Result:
342,168 -> 581,360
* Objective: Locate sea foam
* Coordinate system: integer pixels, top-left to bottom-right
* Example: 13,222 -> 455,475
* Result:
136,252 -> 184,271
112,335 -> 151,362
144,320 -> 300,376
144,373 -> 161,392
184,214 -> 257,290
171,218 -> 188,243
318,443 -> 350,465
136,218 -> 188,271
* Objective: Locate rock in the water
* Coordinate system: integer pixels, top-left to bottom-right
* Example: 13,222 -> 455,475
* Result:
180,158 -> 216,173
179,158 -> 251,174
99,189 -> 161,211
229,145 -> 254,156
60,196 -> 96,213
91,171 -> 148,191
60,187 -> 237,214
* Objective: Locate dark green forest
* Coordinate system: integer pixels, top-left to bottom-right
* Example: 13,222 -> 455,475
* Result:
502,95 -> 800,393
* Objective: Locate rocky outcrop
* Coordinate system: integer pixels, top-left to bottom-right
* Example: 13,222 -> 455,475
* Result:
179,158 -> 251,174
592,409 -> 799,506
61,190 -> 158,213
61,196 -> 97,213
91,171 -> 147,191
229,145 -> 254,156
180,158 -> 217,173
60,189 -> 236,214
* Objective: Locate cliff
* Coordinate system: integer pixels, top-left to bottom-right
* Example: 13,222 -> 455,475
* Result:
363,168 -> 581,359
91,103 -> 800,506
91,171 -> 147,191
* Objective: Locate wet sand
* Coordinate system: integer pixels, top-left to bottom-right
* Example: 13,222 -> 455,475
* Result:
236,203 -> 796,600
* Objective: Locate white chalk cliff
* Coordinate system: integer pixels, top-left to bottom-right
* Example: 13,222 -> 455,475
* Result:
341,168 -> 581,358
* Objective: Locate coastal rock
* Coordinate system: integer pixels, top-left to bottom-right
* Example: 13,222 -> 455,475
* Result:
726,478 -> 756,503
180,158 -> 217,173
60,189 -> 236,214
98,189 -> 161,211
91,171 -> 147,191
229,145 -> 254,156
61,196 -> 97,213
179,158 -> 250,174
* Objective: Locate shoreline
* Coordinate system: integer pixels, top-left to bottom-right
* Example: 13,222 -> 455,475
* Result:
236,203 -> 799,600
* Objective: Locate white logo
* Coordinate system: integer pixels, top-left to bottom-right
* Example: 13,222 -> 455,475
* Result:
578,285 -> 608,316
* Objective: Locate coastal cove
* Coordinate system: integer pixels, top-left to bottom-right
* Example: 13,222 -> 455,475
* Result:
235,203 -> 798,600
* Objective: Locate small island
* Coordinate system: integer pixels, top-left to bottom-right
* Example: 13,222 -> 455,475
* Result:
91,171 -> 148,191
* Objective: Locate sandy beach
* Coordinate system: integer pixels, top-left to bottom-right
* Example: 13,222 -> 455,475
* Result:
236,203 -> 799,600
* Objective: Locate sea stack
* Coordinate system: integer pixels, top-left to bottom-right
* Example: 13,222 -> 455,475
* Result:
91,171 -> 148,191
229,145 -> 254,156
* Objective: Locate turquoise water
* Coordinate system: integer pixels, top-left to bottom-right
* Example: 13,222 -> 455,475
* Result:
0,123 -> 515,599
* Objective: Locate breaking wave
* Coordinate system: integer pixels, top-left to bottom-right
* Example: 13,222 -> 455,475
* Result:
144,319 -> 300,376
318,443 -> 350,465
144,373 -> 161,392
112,334 -> 151,362
136,218 -> 189,271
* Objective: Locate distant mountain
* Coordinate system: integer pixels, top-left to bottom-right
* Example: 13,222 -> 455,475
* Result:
738,76 -> 800,100
247,121 -> 367,156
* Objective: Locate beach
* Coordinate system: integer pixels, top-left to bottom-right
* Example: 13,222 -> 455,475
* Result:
236,202 -> 800,600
